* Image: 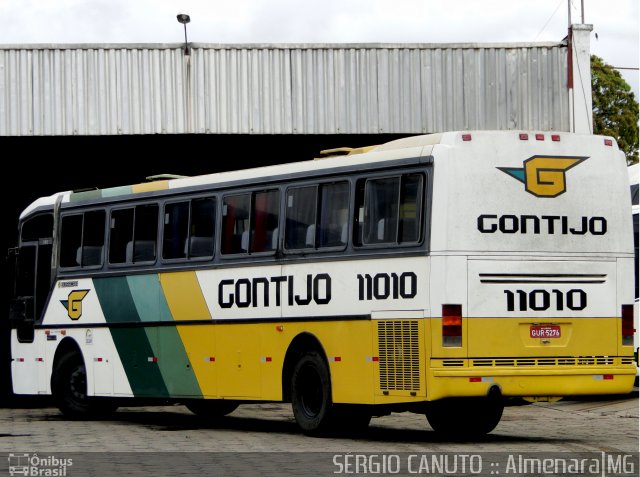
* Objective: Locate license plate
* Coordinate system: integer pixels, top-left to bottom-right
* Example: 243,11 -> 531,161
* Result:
530,325 -> 561,338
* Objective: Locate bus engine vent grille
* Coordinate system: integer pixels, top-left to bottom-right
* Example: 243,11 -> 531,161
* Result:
377,320 -> 420,391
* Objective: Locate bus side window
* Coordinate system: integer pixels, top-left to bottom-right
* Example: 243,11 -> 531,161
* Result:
364,177 -> 400,245
109,205 -> 158,264
222,194 -> 250,254
399,174 -> 423,243
318,182 -> 349,248
222,191 -> 279,255
285,182 -> 348,251
60,210 -> 105,268
132,205 -> 158,262
110,208 -> 134,264
189,198 -> 215,258
21,214 -> 53,242
285,186 -> 317,250
163,201 -> 189,260
354,173 -> 424,247
60,215 -> 83,267
252,190 -> 279,253
163,197 -> 216,260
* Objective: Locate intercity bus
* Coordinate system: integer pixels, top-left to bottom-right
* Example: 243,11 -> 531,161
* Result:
9,131 -> 636,436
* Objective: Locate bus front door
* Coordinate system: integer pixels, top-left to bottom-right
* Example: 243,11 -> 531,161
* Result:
10,239 -> 53,343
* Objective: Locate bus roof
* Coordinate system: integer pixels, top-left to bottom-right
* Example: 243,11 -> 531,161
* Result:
19,130 -> 618,219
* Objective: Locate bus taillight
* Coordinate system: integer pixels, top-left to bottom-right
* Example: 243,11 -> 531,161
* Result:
621,305 -> 635,346
442,304 -> 462,347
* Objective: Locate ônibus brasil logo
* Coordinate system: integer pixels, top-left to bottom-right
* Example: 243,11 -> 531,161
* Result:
498,156 -> 588,198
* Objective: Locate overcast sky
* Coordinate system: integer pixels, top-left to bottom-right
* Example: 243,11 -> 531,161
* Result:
0,0 -> 637,96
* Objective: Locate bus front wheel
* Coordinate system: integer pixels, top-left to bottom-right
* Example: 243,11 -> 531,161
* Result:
425,396 -> 504,437
51,351 -> 116,419
291,351 -> 333,435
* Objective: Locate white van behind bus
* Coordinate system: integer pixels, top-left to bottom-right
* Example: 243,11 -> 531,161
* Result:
629,164 -> 639,377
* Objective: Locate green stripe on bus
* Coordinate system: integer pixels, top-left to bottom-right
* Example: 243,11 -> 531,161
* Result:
157,327 -> 202,397
110,328 -> 169,397
94,276 -> 169,397
69,189 -> 102,202
127,275 -> 202,397
102,185 -> 133,197
126,275 -> 173,322
94,276 -> 140,323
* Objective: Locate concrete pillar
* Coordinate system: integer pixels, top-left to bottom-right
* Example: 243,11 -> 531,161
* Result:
570,23 -> 594,134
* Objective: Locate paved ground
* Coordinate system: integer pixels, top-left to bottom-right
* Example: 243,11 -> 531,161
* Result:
0,391 -> 637,476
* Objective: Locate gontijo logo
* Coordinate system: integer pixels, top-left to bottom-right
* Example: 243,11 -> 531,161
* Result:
498,156 -> 587,198
60,290 -> 90,320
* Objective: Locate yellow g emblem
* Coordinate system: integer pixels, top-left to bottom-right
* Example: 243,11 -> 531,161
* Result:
60,290 -> 90,320
498,156 -> 587,198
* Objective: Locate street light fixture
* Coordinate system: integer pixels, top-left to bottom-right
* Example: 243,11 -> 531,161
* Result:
177,13 -> 191,55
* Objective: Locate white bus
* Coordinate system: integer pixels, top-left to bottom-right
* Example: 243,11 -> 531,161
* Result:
9,131 -> 636,436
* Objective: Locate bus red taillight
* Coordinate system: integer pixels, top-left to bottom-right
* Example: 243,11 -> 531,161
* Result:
622,305 -> 635,346
442,304 -> 462,347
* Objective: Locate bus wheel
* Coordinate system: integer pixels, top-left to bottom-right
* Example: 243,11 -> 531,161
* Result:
425,396 -> 504,437
291,351 -> 333,435
185,400 -> 239,418
51,352 -> 116,419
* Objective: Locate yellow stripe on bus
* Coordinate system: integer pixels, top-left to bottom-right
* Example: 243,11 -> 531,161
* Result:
159,272 -> 211,321
160,272 -> 217,397
131,180 -> 169,194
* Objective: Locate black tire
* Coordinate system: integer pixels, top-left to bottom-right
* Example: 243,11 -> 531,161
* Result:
51,352 -> 117,419
185,400 -> 239,418
291,351 -> 333,435
426,396 -> 504,437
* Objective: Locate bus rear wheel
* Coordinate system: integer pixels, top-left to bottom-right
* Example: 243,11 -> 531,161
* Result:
185,400 -> 239,418
291,351 -> 333,435
51,352 -> 117,419
425,395 -> 504,437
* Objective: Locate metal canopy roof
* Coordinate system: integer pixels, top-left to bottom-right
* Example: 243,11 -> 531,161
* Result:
0,42 -> 569,136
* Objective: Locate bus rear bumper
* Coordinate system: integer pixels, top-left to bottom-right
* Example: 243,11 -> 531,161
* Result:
427,366 -> 636,401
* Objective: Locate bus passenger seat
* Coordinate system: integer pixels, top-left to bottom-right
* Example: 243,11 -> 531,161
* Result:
76,246 -> 103,266
306,224 -> 316,247
126,240 -> 156,262
240,231 -> 250,252
188,236 -> 213,257
377,218 -> 386,241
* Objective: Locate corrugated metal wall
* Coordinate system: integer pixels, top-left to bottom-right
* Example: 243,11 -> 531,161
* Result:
0,43 -> 569,136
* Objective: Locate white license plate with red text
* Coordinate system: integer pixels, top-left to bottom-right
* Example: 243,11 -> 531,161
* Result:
530,325 -> 561,338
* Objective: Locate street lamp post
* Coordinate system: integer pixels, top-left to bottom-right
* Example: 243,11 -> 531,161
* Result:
177,13 -> 191,55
